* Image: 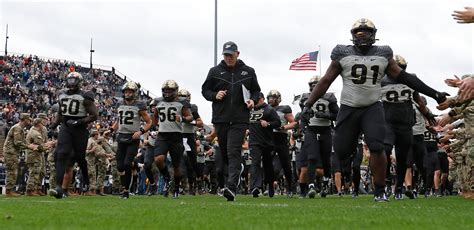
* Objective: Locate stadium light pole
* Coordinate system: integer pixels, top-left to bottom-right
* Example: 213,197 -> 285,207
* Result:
89,38 -> 94,71
214,0 -> 217,66
5,24 -> 9,56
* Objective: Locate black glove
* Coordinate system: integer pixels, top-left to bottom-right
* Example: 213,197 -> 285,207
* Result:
434,92 -> 450,104
301,106 -> 314,122
425,112 -> 437,126
314,111 -> 330,119
66,119 -> 84,127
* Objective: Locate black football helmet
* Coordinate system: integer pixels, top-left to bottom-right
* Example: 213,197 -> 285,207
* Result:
162,80 -> 179,102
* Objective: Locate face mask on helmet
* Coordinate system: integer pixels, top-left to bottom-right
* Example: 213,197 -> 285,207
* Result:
394,55 -> 408,70
266,90 -> 281,106
351,18 -> 377,48
162,80 -> 179,102
122,82 -> 138,101
66,73 -> 82,90
178,89 -> 191,101
162,88 -> 177,102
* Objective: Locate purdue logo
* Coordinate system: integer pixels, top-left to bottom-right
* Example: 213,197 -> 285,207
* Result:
250,110 -> 264,122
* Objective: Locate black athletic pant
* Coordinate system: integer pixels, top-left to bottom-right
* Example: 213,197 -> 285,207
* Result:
183,133 -> 198,184
408,135 -> 426,189
384,124 -> 413,190
273,133 -> 293,190
250,144 -> 274,191
55,124 -> 89,189
144,145 -> 155,184
116,133 -> 139,191
214,123 -> 247,194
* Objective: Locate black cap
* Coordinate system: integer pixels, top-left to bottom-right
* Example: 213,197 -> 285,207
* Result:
222,41 -> 238,55
258,92 -> 265,99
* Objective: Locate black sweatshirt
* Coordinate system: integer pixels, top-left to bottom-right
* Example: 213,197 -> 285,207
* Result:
249,103 -> 281,147
201,60 -> 261,124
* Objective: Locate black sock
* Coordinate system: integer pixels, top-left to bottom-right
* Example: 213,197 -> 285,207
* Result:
300,183 -> 308,194
159,166 -> 170,181
375,184 -> 385,196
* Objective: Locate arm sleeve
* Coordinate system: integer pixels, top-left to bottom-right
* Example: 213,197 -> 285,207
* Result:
267,108 -> 282,129
396,70 -> 443,103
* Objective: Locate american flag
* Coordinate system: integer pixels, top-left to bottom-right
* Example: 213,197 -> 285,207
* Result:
289,51 -> 318,71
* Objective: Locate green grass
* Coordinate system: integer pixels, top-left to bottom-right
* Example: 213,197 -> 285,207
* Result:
0,194 -> 473,230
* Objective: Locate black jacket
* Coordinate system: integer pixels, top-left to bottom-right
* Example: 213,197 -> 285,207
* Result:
249,103 -> 281,147
202,60 -> 261,124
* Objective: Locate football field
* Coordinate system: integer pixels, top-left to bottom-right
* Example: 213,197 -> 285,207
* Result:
1,194 -> 473,230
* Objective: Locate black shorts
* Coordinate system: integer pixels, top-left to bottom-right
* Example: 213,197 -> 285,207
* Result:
438,151 -> 449,174
384,123 -> 413,146
333,102 -> 385,162
153,133 -> 184,168
297,126 -> 332,169
56,125 -> 89,167
424,150 -> 440,173
196,162 -> 205,177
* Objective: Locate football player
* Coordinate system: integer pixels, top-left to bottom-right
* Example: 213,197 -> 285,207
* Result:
48,72 -> 98,199
299,76 -> 339,198
381,55 -> 434,199
110,81 -> 152,199
267,90 -> 297,197
151,80 -> 193,198
302,18 -> 448,202
178,88 -> 204,195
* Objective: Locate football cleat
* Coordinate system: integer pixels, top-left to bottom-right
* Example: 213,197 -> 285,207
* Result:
374,192 -> 389,202
48,187 -> 64,199
308,184 -> 316,199
404,189 -> 415,199
223,187 -> 235,202
252,188 -> 260,198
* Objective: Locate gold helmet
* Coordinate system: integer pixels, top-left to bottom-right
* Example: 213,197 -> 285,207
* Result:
122,81 -> 139,100
350,18 -> 377,47
308,75 -> 321,86
394,55 -> 407,70
162,80 -> 179,102
65,72 -> 83,91
178,88 -> 191,99
267,90 -> 282,104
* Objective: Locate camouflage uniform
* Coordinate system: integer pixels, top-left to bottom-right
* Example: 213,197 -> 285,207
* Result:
37,113 -> 49,191
47,146 -> 57,189
2,114 -> 32,194
25,120 -> 48,194
95,137 -> 108,193
86,137 -> 98,191
102,138 -> 119,192
447,80 -> 474,194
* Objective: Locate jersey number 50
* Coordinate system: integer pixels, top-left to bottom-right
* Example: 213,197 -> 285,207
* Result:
60,98 -> 80,115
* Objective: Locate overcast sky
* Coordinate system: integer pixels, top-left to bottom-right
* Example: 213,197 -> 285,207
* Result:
1,0 -> 472,122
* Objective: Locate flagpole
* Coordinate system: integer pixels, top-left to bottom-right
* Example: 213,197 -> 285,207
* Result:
318,45 -> 322,77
